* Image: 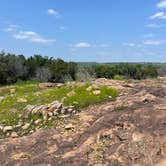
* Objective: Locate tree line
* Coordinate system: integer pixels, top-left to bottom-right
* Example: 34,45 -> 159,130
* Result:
0,52 -> 165,85
0,52 -> 77,84
94,63 -> 158,80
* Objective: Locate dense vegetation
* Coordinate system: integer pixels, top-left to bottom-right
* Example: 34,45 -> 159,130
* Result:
0,51 -> 166,85
0,52 -> 77,84
94,63 -> 158,80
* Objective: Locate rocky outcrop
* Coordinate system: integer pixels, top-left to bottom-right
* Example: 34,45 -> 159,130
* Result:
24,101 -> 77,119
0,101 -> 77,138
0,79 -> 166,166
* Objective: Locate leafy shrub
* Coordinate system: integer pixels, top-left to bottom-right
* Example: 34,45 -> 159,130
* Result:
113,75 -> 124,80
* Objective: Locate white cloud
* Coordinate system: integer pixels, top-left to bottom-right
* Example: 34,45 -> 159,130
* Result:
13,31 -> 56,44
14,31 -> 36,39
157,0 -> 166,8
5,27 -> 15,32
122,42 -> 135,47
143,40 -> 166,46
71,42 -> 111,48
99,44 -> 110,48
143,33 -> 154,38
145,23 -> 161,28
4,24 -> 20,32
150,12 -> 166,19
59,26 -> 66,30
47,9 -> 60,18
74,42 -> 91,48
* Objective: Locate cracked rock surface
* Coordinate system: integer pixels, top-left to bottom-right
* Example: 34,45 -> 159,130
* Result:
0,79 -> 166,166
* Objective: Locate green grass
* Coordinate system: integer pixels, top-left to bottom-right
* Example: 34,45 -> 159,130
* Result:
0,81 -> 118,126
113,75 -> 124,80
64,85 -> 118,108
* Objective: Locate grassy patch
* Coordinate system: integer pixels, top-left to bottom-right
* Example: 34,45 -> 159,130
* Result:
64,85 -> 118,108
0,81 -> 118,126
113,75 -> 124,80
0,110 -> 20,126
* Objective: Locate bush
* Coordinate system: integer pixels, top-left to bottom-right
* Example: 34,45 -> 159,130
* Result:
95,63 -> 158,80
113,75 -> 124,80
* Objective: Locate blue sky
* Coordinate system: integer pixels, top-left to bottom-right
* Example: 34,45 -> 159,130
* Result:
1,0 -> 166,62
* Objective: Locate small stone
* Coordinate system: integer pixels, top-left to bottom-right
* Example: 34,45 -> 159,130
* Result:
24,105 -> 36,113
34,92 -> 42,96
18,114 -> 22,118
60,115 -> 71,118
32,105 -> 44,114
39,82 -> 57,89
53,110 -> 59,116
43,115 -> 48,121
30,130 -> 35,134
73,101 -> 78,105
11,132 -> 18,138
92,84 -> 99,89
69,106 -> 74,109
48,112 -> 53,117
48,105 -> 57,112
132,132 -> 144,142
57,103 -> 63,109
17,98 -> 27,103
3,126 -> 13,133
67,108 -> 73,113
22,123 -> 30,130
0,125 -> 4,130
36,126 -> 41,130
86,86 -> 92,91
10,89 -> 16,93
61,109 -> 67,114
48,117 -> 52,121
155,104 -> 166,111
0,96 -> 5,103
34,119 -> 42,125
123,84 -> 134,88
6,133 -> 10,137
17,121 -> 23,126
72,110 -> 77,114
65,124 -> 74,130
67,91 -> 76,97
93,90 -> 101,95
141,94 -> 156,103
56,83 -> 64,88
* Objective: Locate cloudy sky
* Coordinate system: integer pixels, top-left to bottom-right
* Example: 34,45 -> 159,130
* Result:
1,0 -> 166,62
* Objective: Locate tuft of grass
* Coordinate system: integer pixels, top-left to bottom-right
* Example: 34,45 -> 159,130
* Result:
0,110 -> 20,126
113,75 -> 124,80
